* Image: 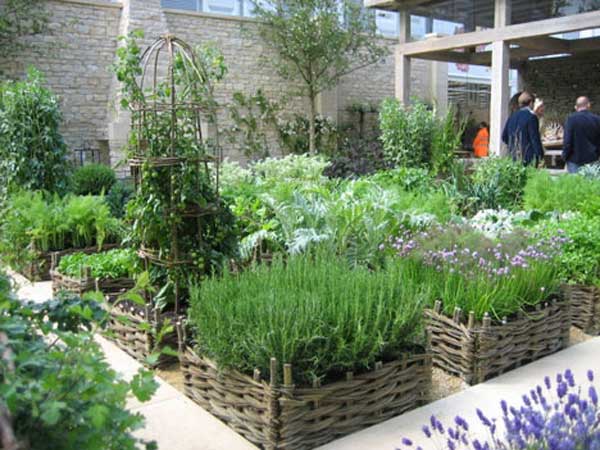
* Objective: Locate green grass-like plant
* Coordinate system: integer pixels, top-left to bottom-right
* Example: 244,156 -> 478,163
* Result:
188,253 -> 425,386
524,171 -> 600,216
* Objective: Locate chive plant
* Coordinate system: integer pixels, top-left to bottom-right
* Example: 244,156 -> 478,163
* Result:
384,226 -> 565,320
188,252 -> 425,385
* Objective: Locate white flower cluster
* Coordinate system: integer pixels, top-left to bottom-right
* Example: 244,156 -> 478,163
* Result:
468,209 -> 531,238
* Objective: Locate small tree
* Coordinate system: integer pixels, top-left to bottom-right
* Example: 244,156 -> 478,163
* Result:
252,0 -> 388,154
0,0 -> 48,59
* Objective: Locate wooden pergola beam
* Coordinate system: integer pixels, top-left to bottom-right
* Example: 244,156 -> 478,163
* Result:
364,0 -> 429,9
411,45 -> 571,68
569,36 -> 600,53
512,36 -> 571,52
399,10 -> 600,57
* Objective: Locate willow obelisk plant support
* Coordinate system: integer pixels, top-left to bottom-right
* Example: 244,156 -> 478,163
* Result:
111,32 -> 237,364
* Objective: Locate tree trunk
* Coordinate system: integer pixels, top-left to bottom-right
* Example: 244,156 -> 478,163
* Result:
308,94 -> 317,155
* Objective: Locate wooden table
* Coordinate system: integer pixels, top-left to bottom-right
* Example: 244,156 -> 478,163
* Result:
543,140 -> 564,168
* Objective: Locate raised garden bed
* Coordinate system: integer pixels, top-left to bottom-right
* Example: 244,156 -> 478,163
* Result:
22,243 -> 120,282
425,297 -> 570,385
563,284 -> 600,335
104,301 -> 178,368
178,329 -> 431,450
50,268 -> 134,300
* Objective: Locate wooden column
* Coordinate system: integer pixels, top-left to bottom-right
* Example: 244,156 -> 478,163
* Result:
489,0 -> 511,156
395,10 -> 411,105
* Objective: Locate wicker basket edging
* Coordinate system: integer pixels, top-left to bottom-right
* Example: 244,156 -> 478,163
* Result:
22,243 -> 120,282
425,296 -> 570,385
562,284 -> 600,335
103,301 -> 178,368
178,337 -> 431,450
51,268 -> 135,301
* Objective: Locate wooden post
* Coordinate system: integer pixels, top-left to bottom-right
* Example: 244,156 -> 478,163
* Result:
490,0 -> 511,156
283,363 -> 293,387
396,9 -> 411,105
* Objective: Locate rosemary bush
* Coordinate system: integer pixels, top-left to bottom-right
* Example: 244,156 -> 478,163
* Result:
188,253 -> 425,385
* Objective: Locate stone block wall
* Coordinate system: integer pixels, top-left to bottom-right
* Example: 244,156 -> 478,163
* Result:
0,0 -> 122,156
521,53 -> 600,122
1,0 -> 444,171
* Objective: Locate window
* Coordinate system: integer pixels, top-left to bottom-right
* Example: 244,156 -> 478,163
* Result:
162,0 -> 198,11
375,9 -> 398,37
205,0 -> 239,15
161,0 -> 242,16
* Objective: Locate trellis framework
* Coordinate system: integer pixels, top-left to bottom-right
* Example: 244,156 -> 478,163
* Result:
127,34 -> 223,315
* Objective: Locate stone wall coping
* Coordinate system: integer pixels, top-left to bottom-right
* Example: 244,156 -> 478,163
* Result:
163,8 -> 256,24
163,7 -> 396,43
54,0 -> 123,9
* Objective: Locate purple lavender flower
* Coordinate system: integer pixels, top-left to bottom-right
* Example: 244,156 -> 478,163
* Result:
403,369 -> 600,450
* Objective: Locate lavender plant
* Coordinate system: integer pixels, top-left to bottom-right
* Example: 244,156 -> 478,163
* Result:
398,369 -> 600,450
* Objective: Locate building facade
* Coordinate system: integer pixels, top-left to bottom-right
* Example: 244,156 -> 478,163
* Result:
0,0 -> 448,173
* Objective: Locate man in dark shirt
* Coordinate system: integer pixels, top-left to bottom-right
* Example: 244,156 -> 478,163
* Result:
562,96 -> 600,173
502,91 -> 545,166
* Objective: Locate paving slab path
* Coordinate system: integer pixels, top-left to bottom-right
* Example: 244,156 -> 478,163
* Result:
12,273 -> 600,450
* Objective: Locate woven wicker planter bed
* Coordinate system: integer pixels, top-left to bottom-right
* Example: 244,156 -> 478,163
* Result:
50,269 -> 134,300
425,296 -> 570,385
104,301 -> 179,368
178,334 -> 431,450
21,243 -> 119,282
51,266 -> 176,368
562,284 -> 600,335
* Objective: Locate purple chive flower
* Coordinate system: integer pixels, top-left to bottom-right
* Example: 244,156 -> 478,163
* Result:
401,437 -> 413,446
589,370 -> 595,382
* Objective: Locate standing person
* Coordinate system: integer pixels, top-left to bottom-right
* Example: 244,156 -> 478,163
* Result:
502,91 -> 545,166
472,122 -> 489,158
533,98 -> 545,119
562,96 -> 600,174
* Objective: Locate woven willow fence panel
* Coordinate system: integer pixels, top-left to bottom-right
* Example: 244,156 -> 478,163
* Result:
24,243 -> 119,282
563,284 -> 600,335
179,343 -> 431,450
425,297 -> 570,385
106,302 -> 178,368
51,269 -> 134,299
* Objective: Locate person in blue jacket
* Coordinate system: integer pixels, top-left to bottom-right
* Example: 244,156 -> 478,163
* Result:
502,91 -> 544,166
562,96 -> 600,173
